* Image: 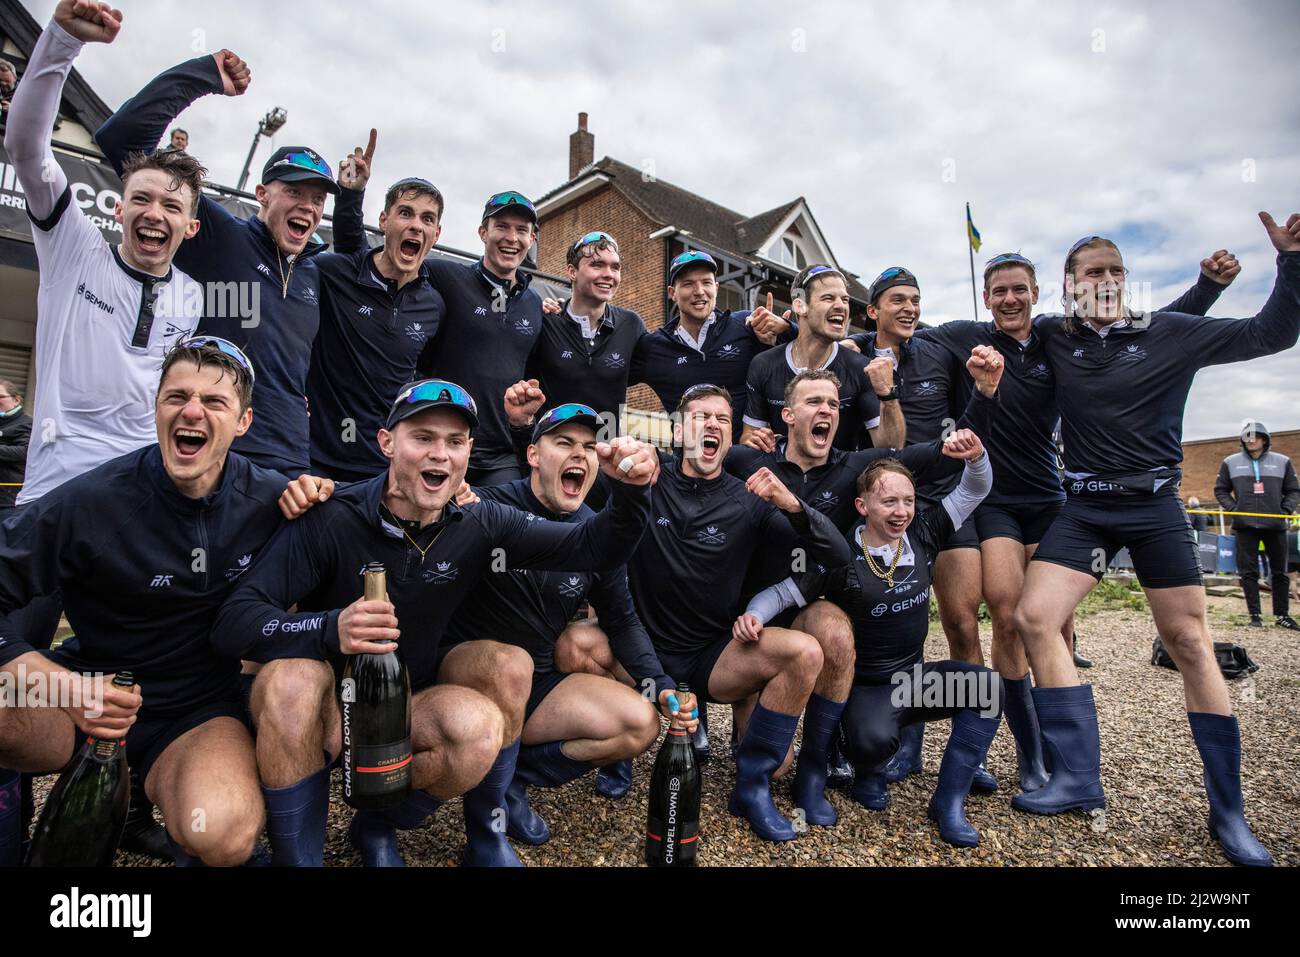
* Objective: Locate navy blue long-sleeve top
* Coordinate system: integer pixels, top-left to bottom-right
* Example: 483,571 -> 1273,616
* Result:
628,454 -> 851,657
309,191 -> 446,479
213,471 -> 651,691
1038,255 -> 1299,484
915,273 -> 1228,505
446,478 -> 672,697
0,446 -> 288,712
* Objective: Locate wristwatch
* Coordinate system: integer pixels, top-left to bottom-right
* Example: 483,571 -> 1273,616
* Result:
876,387 -> 899,401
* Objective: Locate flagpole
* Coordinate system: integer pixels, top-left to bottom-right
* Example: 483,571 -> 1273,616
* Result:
966,202 -> 978,320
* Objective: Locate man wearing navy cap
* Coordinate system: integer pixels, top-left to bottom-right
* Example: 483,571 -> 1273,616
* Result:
97,47 -> 347,479
628,250 -> 794,442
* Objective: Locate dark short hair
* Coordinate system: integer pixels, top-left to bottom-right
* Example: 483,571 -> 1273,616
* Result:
159,340 -> 253,411
171,128 -> 188,138
383,179 -> 444,221
120,149 -> 207,216
783,369 -> 841,406
856,457 -> 914,498
675,383 -> 732,417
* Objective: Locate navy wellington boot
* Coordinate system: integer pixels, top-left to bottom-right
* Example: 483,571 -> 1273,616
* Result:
1188,713 -> 1273,867
1002,675 -> 1050,793
1011,685 -> 1105,815
728,703 -> 799,842
594,759 -> 633,799
792,693 -> 845,826
928,710 -> 1000,847
462,740 -> 524,866
882,720 -> 923,783
262,765 -> 331,866
348,790 -> 444,868
507,740 -> 595,845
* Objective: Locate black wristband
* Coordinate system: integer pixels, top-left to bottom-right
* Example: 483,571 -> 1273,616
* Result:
876,387 -> 899,401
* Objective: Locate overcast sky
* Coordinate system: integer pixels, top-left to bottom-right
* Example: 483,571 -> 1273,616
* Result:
30,0 -> 1300,439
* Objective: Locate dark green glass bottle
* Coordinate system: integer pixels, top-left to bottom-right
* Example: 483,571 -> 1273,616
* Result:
340,563 -> 413,809
26,671 -> 134,867
645,683 -> 701,866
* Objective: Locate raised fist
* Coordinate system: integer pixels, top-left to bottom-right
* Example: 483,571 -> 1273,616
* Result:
54,0 -> 122,44
213,49 -> 251,96
1199,249 -> 1240,286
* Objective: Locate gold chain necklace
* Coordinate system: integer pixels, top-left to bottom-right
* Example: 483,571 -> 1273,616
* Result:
401,523 -> 446,562
861,536 -> 904,588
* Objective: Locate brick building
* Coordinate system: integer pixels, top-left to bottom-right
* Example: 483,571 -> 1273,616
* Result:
534,113 -> 875,415
1181,428 -> 1300,521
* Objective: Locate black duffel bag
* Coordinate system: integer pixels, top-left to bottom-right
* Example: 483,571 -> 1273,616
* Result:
1151,637 -> 1260,680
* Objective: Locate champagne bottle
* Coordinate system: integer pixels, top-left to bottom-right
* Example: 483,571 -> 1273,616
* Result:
26,671 -> 135,867
645,683 -> 701,867
340,563 -> 413,810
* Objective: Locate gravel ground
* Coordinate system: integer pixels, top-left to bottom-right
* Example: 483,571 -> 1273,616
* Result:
39,594 -> 1298,867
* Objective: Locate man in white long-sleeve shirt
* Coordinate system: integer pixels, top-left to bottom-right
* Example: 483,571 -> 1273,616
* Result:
6,1 -> 205,507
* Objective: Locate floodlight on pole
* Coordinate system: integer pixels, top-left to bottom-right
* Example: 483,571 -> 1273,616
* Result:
235,107 -> 289,193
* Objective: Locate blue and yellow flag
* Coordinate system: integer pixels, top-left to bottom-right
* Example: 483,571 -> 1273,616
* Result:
966,203 -> 981,253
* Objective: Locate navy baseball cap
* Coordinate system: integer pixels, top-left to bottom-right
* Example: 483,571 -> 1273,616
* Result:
385,379 -> 478,431
261,147 -> 338,194
531,403 -> 603,444
668,250 -> 718,284
482,190 -> 537,226
868,266 -> 920,304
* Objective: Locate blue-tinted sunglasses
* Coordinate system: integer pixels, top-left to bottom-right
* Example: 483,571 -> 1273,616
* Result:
795,264 -> 842,288
1067,235 -> 1111,258
873,266 -> 916,285
572,230 -> 618,252
395,379 -> 477,414
985,252 -> 1033,269
540,402 -> 600,425
486,191 -> 535,212
177,335 -> 255,383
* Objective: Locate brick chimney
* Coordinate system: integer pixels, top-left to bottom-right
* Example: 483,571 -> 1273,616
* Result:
569,112 -> 594,180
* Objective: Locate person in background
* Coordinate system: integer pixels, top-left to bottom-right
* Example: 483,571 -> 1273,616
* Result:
0,381 -> 30,510
1187,496 -> 1209,533
1215,421 -> 1300,629
166,127 -> 187,151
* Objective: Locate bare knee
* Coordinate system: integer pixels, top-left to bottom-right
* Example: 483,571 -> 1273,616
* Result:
174,793 -> 264,867
786,632 -> 825,681
440,693 -> 506,775
555,623 -> 603,674
1162,622 -> 1212,667
627,702 -> 660,756
252,658 -> 332,736
465,644 -> 533,707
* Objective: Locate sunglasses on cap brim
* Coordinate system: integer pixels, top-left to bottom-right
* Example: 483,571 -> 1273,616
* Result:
176,335 -> 255,383
571,231 -> 618,252
394,379 -> 478,415
485,191 -> 536,214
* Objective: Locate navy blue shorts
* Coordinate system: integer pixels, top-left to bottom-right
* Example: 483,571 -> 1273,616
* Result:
655,637 -> 733,704
939,515 -> 980,552
1031,489 -> 1202,589
525,670 -> 572,720
974,500 -> 1064,546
